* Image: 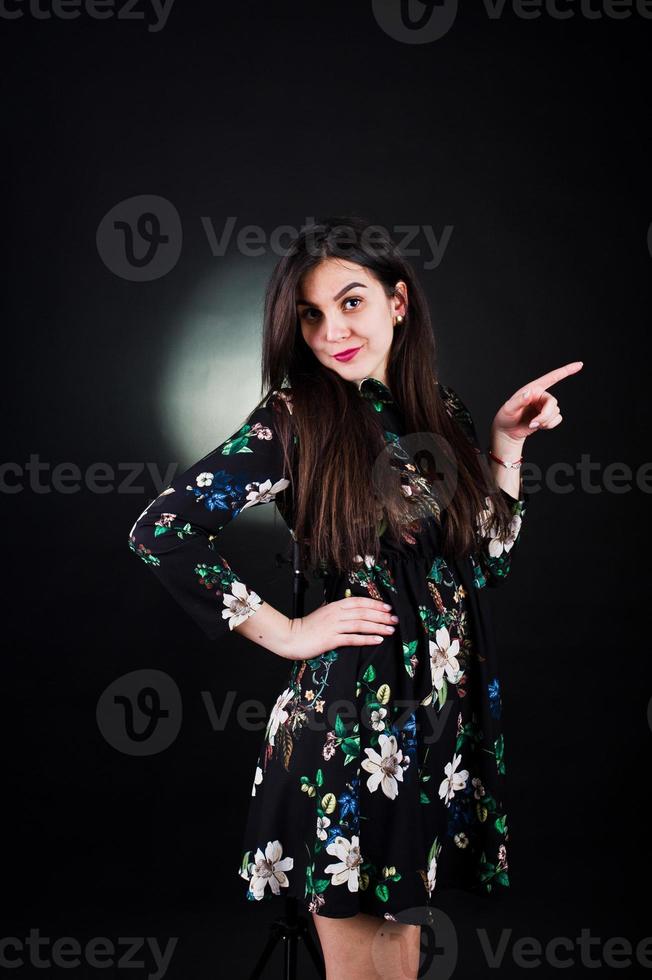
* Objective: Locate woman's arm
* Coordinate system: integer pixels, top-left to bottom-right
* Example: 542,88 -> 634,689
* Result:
439,382 -> 529,588
128,390 -> 295,645
488,427 -> 526,500
230,596 -> 295,657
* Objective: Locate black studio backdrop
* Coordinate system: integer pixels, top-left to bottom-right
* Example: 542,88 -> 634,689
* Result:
3,3 -> 651,979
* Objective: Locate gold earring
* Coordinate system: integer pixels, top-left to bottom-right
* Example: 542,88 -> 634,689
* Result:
395,314 -> 404,325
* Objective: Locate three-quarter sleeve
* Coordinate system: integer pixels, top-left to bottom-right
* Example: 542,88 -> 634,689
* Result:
439,382 -> 529,589
127,390 -> 294,641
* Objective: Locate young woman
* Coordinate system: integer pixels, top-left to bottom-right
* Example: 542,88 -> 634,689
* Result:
128,216 -> 582,979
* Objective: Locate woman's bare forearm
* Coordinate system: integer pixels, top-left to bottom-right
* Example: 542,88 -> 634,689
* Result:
489,427 -> 525,500
232,600 -> 295,658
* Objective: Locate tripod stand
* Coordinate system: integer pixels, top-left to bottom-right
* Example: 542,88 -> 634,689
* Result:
247,535 -> 326,980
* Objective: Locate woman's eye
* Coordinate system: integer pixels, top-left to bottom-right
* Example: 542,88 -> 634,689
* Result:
301,297 -> 362,322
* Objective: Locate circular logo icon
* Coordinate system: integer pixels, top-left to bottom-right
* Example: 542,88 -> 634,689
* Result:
372,0 -> 458,44
369,903 -> 458,979
96,668 -> 182,755
96,194 -> 182,281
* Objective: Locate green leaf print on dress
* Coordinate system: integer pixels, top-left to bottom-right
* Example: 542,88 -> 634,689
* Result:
303,767 -> 404,914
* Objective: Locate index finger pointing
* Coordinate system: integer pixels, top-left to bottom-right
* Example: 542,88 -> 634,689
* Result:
522,361 -> 584,395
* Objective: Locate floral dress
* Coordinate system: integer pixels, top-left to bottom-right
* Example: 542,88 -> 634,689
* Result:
128,377 -> 529,925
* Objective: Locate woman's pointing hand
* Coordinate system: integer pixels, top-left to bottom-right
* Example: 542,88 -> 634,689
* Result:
491,361 -> 584,445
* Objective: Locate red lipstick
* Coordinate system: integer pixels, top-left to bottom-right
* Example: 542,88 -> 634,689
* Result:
333,346 -> 362,362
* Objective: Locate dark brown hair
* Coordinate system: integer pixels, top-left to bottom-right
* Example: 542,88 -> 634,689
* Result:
249,214 -> 514,577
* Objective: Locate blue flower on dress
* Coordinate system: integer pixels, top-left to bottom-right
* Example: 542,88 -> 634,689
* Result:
338,777 -> 360,822
389,711 -> 418,763
324,823 -> 346,847
402,712 -> 418,756
187,471 -> 246,515
488,678 -> 502,719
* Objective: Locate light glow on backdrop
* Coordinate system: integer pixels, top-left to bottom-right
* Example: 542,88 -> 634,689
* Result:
157,256 -> 279,468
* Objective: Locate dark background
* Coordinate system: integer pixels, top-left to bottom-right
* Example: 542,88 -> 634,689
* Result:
3,2 -> 651,977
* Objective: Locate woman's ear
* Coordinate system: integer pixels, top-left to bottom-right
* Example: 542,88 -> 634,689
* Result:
392,281 -> 409,320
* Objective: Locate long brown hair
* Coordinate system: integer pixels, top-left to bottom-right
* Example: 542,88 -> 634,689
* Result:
249,215 -> 514,576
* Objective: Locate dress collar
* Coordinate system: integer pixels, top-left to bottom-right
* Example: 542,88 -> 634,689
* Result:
356,376 -> 394,405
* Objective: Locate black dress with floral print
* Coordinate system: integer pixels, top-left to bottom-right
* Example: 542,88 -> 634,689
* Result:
128,378 -> 529,924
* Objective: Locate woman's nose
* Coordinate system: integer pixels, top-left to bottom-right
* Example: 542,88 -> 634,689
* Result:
322,317 -> 350,343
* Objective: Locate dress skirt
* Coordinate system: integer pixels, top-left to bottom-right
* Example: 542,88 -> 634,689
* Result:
237,513 -> 511,924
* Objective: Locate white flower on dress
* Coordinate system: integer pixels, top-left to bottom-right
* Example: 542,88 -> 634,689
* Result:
196,472 -> 214,487
438,752 -> 469,806
429,627 -> 464,691
370,707 -> 387,731
361,733 -> 408,800
251,765 -> 264,797
264,687 -> 296,747
241,477 -> 291,510
246,840 -> 293,899
426,852 -> 438,896
316,815 -> 331,841
476,496 -> 522,557
222,580 -> 263,630
324,834 -> 362,892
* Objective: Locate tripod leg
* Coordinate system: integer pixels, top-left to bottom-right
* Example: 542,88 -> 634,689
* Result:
284,933 -> 297,980
247,926 -> 282,980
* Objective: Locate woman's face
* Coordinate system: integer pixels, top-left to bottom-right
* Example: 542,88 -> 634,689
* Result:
296,258 -> 407,387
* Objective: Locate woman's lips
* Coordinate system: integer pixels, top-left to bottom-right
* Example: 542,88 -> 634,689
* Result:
333,346 -> 362,362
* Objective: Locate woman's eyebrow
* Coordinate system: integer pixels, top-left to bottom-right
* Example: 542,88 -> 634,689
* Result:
296,282 -> 368,308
